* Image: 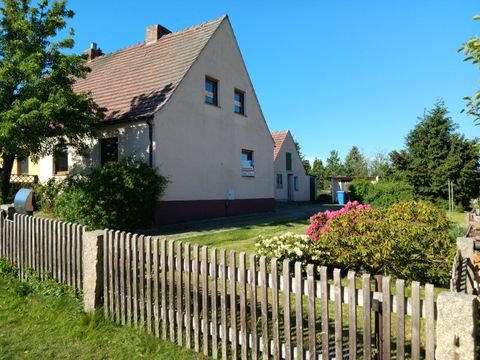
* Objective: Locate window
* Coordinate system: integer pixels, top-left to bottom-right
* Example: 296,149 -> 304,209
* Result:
101,137 -> 118,166
54,147 -> 69,175
234,89 -> 245,114
205,77 -> 218,106
276,174 -> 283,189
286,152 -> 292,171
17,158 -> 29,174
241,149 -> 254,177
294,176 -> 299,191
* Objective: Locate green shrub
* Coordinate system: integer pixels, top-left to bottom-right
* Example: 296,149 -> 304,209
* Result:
316,193 -> 332,204
256,200 -> 455,285
349,179 -> 414,207
36,178 -> 69,212
54,160 -> 167,230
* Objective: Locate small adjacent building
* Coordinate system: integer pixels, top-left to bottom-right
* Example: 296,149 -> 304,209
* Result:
272,131 -> 315,202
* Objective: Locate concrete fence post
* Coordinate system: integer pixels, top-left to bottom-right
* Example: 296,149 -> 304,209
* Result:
82,230 -> 105,313
436,291 -> 478,360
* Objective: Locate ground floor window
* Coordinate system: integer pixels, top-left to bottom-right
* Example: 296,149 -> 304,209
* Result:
54,147 -> 69,175
17,158 -> 29,174
101,137 -> 118,166
294,176 -> 299,191
241,149 -> 254,177
276,174 -> 283,188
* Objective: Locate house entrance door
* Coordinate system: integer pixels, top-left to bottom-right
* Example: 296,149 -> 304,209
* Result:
287,174 -> 294,201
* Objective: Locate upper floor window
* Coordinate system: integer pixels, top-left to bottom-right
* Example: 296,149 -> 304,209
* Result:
234,89 -> 245,114
205,77 -> 218,106
286,152 -> 292,171
241,149 -> 254,177
54,147 -> 69,175
101,137 -> 118,166
276,174 -> 283,189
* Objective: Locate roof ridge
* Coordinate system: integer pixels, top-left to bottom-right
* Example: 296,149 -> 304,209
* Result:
87,15 -> 227,63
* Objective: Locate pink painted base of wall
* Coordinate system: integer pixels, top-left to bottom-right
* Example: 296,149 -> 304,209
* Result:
154,198 -> 274,225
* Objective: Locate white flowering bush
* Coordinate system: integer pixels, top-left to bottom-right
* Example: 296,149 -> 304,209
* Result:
255,232 -> 311,264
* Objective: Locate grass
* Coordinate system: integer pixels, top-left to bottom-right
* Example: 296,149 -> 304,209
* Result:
447,211 -> 468,229
174,218 -> 310,254
0,267 -> 207,360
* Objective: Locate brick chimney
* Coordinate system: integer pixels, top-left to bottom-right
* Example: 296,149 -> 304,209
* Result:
145,24 -> 171,45
83,42 -> 103,60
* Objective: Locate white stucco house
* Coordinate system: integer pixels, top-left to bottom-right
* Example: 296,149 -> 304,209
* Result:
272,131 -> 315,202
26,15 -> 275,224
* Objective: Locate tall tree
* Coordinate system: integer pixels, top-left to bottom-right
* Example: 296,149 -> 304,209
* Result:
402,102 -> 479,204
459,15 -> 480,124
311,157 -> 325,189
368,152 -> 392,179
302,159 -> 312,175
325,150 -> 344,178
0,0 -> 103,198
344,146 -> 368,177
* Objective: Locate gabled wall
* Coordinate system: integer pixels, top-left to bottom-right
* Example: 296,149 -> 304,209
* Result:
152,18 -> 274,206
273,132 -> 311,202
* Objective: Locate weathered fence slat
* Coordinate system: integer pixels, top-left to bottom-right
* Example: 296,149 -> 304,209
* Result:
185,243 -> 192,350
146,236 -> 153,334
396,279 -> 405,360
411,281 -> 421,360
320,266 -> 329,360
202,246 -> 209,356
220,249 -> 227,360
132,234 -> 138,328
126,233 -> 132,327
230,250 -> 238,360
138,234 -> 145,328
260,256 -> 269,360
153,237 -> 160,338
362,273 -> 371,359
169,240 -> 175,342
382,276 -> 391,360
348,271 -> 357,360
283,259 -> 291,360
193,244 -> 200,352
425,284 -> 435,360
161,238 -> 167,339
307,264 -> 316,360
334,269 -> 343,359
120,231 -> 126,326
239,252 -> 248,360
295,261 -> 303,360
250,254 -> 258,360
211,248 -> 218,359
176,242 -> 183,347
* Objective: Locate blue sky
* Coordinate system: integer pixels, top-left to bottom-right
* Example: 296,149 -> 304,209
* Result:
68,0 -> 479,164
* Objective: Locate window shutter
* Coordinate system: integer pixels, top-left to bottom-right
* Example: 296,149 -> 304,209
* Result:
286,152 -> 292,171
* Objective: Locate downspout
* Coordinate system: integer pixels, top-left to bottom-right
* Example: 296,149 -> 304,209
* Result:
146,118 -> 153,167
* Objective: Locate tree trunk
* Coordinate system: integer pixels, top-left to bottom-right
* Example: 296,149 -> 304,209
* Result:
1,154 -> 15,202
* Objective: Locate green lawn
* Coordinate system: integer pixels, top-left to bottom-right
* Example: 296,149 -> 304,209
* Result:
0,272 -> 207,360
174,218 -> 310,254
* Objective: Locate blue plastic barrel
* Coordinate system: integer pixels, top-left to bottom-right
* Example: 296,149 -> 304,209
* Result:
337,191 -> 345,205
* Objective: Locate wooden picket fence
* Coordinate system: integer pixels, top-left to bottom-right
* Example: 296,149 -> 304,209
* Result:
103,230 -> 437,360
0,213 -> 85,290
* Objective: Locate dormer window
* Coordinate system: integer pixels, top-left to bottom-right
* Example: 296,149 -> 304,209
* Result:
205,77 -> 218,106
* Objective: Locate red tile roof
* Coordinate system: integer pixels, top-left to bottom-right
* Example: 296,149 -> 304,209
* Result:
73,16 -> 226,122
271,131 -> 289,160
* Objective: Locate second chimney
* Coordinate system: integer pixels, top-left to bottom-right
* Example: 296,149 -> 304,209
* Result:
146,24 -> 171,45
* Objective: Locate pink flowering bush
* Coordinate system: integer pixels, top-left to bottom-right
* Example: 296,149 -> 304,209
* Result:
256,200 -> 454,285
305,201 -> 372,241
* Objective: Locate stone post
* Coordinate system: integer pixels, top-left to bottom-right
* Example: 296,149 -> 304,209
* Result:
82,230 -> 104,312
436,291 -> 478,360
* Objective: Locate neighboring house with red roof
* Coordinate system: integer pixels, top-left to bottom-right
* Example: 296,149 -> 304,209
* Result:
33,15 -> 275,224
272,131 -> 315,202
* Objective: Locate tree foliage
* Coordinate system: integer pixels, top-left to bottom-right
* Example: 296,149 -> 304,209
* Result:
459,15 -> 480,124
324,150 -> 344,178
311,157 -> 325,189
0,0 -> 103,198
394,102 -> 479,205
344,146 -> 368,177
